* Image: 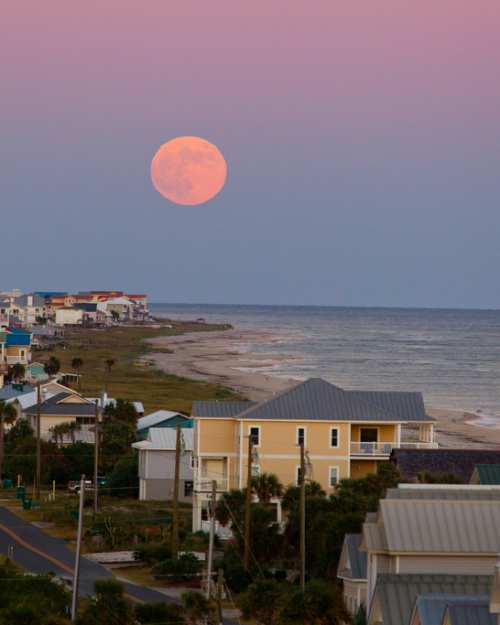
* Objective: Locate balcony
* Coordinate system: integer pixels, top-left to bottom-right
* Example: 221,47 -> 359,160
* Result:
194,477 -> 229,493
350,441 -> 438,457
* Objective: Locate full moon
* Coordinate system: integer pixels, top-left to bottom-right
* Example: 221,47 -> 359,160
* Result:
151,136 -> 227,206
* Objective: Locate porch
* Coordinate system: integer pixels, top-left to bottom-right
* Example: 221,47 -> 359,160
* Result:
350,422 -> 437,458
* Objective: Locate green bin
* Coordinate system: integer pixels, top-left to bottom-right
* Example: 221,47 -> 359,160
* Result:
22,498 -> 32,510
16,486 -> 25,499
2,479 -> 13,489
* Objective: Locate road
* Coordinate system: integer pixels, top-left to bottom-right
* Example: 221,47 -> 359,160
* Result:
0,506 -> 174,604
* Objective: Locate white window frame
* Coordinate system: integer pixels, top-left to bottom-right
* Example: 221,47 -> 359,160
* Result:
330,427 -> 339,448
249,425 -> 261,448
329,466 -> 339,488
296,426 -> 306,447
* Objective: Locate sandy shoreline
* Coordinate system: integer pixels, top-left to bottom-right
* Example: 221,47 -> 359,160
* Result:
145,328 -> 500,449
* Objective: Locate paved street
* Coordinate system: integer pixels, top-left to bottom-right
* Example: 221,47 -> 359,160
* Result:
0,506 -> 173,603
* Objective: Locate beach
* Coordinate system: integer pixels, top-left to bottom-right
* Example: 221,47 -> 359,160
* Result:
146,328 -> 500,449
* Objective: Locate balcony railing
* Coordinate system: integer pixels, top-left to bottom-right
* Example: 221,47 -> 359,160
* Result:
194,477 -> 229,492
350,441 -> 438,456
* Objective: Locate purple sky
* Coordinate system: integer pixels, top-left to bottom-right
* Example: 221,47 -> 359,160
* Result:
2,1 -> 500,307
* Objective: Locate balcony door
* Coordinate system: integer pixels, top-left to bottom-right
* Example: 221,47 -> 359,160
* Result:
360,428 -> 378,443
360,428 -> 378,453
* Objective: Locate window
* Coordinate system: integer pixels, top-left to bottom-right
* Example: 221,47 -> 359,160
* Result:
201,506 -> 209,522
296,427 -> 305,446
330,427 -> 339,448
296,465 -> 303,486
329,467 -> 339,487
184,480 -> 194,497
249,426 -> 260,446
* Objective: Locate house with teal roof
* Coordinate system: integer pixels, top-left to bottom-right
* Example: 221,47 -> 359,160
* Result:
137,410 -> 192,440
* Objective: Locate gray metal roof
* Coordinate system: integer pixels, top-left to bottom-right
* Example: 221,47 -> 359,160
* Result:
387,486 -> 500,500
24,392 -> 96,416
446,602 -> 496,625
412,593 -> 489,625
372,574 -> 492,625
133,428 -> 194,451
217,378 -> 432,422
192,400 -> 256,418
0,384 -> 34,401
345,534 -> 367,579
379,498 -> 500,553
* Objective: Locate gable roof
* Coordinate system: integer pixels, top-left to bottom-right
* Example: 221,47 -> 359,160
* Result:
137,410 -> 190,431
391,449 -> 500,482
4,326 -> 32,346
374,495 -> 500,554
192,400 -> 257,418
337,534 -> 367,580
24,392 -> 95,416
471,465 -> 500,485
226,378 -> 432,422
370,574 -> 492,625
411,594 -> 490,625
386,485 -> 500,501
133,428 -> 194,451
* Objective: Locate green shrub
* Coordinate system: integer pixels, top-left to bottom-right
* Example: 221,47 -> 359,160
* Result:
134,542 -> 172,565
152,553 -> 201,582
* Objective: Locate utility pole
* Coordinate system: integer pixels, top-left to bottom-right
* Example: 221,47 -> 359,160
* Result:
171,425 -> 182,558
93,399 -> 100,514
71,475 -> 85,622
206,479 -> 217,599
35,382 -> 41,500
216,568 -> 224,625
243,433 -> 253,571
299,440 -> 306,592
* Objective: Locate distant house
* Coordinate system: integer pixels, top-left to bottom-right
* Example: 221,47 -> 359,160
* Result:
24,390 -> 97,442
368,574 -> 492,625
137,410 -> 191,440
86,393 -> 144,417
1,326 -> 32,366
391,448 -> 500,482
337,534 -> 368,617
133,428 -> 193,502
7,294 -> 48,325
55,308 -> 83,326
73,303 -> 108,326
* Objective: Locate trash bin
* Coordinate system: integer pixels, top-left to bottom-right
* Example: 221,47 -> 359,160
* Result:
15,486 -> 25,499
22,498 -> 32,510
2,479 -> 13,489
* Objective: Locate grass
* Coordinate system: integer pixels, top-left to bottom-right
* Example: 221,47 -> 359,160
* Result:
37,321 -> 243,413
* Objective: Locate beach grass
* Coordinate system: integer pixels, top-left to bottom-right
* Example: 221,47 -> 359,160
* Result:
39,321 -> 243,413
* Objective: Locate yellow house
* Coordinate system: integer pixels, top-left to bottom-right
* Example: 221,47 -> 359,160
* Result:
191,378 -> 436,532
24,389 -> 97,442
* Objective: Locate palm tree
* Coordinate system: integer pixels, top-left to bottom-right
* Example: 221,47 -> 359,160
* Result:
67,421 -> 81,444
50,422 -> 71,445
9,363 -> 25,383
71,357 -> 83,390
251,472 -> 284,504
44,356 -> 61,377
0,401 -> 17,479
104,358 -> 116,391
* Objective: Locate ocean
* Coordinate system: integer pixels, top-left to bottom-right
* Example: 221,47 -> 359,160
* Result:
151,304 -> 500,416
